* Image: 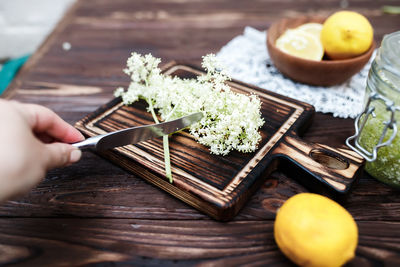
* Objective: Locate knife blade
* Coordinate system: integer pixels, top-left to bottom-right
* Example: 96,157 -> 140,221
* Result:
72,112 -> 203,150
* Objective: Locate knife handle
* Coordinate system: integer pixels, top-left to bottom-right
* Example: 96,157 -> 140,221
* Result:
72,135 -> 103,150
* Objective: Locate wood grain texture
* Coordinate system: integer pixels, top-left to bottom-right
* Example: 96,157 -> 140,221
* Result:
0,218 -> 400,266
1,0 -> 400,265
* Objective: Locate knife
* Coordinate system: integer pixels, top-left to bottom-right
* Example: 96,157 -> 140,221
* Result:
72,112 -> 203,150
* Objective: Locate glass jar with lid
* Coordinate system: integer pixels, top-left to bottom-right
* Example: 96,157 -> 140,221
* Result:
346,31 -> 400,188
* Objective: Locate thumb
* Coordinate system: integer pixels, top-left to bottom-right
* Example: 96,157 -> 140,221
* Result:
43,143 -> 82,170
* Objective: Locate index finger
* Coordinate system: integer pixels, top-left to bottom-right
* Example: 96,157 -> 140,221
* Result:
12,102 -> 84,143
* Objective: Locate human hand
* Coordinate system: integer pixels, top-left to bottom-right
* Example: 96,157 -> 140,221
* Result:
0,100 -> 84,202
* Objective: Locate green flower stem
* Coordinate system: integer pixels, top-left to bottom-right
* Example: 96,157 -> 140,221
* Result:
147,98 -> 173,183
163,135 -> 173,183
147,99 -> 159,123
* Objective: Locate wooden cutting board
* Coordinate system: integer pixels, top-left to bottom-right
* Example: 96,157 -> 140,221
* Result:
75,62 -> 364,221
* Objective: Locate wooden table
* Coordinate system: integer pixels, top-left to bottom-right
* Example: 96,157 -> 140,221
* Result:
2,0 -> 400,265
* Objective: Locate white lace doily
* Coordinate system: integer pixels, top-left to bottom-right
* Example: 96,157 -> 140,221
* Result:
217,27 -> 375,118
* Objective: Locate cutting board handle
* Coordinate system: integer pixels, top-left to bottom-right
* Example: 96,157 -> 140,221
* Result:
272,135 -> 365,193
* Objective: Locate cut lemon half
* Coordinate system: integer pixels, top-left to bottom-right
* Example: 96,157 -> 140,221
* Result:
276,29 -> 324,61
296,23 -> 323,39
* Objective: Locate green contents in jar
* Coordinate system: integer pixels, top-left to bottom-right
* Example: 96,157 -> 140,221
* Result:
359,101 -> 400,187
350,31 -> 400,188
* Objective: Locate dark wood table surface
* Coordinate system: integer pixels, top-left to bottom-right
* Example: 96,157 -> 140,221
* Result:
2,0 -> 400,266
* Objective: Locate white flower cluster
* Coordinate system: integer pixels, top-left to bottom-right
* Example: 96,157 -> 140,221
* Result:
115,52 -> 264,155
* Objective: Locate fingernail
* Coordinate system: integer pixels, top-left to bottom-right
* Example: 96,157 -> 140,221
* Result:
70,149 -> 82,163
77,131 -> 85,141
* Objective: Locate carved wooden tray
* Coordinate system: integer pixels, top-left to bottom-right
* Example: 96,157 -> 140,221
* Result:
75,62 -> 364,221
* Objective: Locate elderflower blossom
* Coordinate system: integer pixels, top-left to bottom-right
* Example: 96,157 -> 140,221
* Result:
115,52 -> 264,155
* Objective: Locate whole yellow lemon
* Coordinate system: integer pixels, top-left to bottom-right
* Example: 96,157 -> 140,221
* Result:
321,11 -> 373,59
274,193 -> 358,267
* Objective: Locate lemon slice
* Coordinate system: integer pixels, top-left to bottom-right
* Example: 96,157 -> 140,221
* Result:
296,22 -> 323,39
276,29 -> 324,61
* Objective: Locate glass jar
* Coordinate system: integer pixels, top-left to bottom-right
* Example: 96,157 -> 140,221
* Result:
346,31 -> 400,188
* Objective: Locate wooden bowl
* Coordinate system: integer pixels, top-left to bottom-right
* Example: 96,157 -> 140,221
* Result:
267,16 -> 376,86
